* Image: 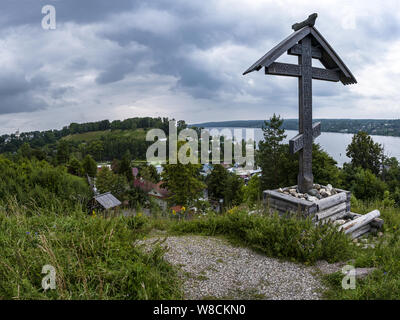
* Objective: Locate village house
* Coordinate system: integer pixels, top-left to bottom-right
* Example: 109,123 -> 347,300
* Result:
88,192 -> 121,214
133,178 -> 170,211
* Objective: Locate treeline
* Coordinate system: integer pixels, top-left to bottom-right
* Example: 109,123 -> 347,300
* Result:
0,117 -> 184,154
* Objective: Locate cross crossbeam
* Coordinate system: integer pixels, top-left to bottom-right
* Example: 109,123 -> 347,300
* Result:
289,122 -> 321,154
265,62 -> 340,82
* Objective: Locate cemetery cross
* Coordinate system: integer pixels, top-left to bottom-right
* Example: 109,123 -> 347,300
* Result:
243,13 -> 357,193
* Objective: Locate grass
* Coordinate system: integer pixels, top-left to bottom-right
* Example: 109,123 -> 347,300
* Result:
320,200 -> 400,299
62,129 -> 146,143
1,196 -> 399,300
168,207 -> 355,265
0,204 -> 182,300
150,202 -> 400,300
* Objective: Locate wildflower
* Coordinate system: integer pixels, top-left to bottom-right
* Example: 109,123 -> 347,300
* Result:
172,210 -> 176,215
26,232 -> 30,235
181,206 -> 186,212
137,212 -> 142,217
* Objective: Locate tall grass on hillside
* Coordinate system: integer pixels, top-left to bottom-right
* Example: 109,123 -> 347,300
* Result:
322,200 -> 400,299
0,156 -> 91,211
0,200 -> 182,300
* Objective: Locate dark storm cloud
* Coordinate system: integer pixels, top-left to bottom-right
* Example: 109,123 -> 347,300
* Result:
0,0 -> 135,28
96,2 -> 285,98
0,73 -> 49,114
95,49 -> 148,85
0,1 -> 344,108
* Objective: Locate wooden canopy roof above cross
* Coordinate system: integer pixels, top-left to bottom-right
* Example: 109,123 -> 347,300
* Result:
243,23 -> 357,85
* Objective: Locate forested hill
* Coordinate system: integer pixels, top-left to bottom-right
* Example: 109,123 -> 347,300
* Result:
0,117 -> 187,156
191,119 -> 400,137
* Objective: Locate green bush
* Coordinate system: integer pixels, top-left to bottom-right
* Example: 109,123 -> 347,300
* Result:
0,156 -> 91,212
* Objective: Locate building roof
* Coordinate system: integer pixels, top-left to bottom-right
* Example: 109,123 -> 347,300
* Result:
134,178 -> 170,199
243,26 -> 356,85
94,192 -> 121,209
170,205 -> 183,213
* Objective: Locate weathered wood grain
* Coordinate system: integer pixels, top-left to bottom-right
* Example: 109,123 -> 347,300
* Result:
351,224 -> 371,239
289,122 -> 321,154
370,218 -> 384,229
315,202 -> 346,220
324,210 -> 347,222
288,44 -> 322,59
317,192 -> 347,211
243,27 -> 311,75
265,62 -> 301,77
339,210 -> 380,235
311,67 -> 340,82
264,190 -> 314,207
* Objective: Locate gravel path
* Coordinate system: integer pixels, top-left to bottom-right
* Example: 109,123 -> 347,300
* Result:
140,235 -> 344,300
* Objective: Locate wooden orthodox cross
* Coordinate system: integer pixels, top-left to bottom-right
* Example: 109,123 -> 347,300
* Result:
243,13 -> 356,193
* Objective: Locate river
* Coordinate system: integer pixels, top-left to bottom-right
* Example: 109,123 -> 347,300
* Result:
207,127 -> 400,167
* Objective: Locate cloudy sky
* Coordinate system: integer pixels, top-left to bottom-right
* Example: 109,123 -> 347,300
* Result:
0,0 -> 399,134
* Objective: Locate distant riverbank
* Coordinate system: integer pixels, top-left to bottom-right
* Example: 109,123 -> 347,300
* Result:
191,119 -> 400,137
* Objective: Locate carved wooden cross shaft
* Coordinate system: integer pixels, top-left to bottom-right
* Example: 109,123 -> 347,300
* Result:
265,34 -> 340,192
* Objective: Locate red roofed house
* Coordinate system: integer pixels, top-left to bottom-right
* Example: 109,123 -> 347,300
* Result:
134,178 -> 170,211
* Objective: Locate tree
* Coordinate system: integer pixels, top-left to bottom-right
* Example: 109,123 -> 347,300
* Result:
96,167 -> 128,199
346,131 -> 383,175
78,143 -> 87,159
31,148 -> 47,161
311,144 -> 341,186
118,150 -> 132,181
243,174 -> 261,207
56,140 -> 70,165
138,164 -> 160,183
351,167 -> 387,200
224,173 -> 244,207
67,156 -> 83,176
127,181 -> 148,208
258,114 -> 287,190
161,161 -> 205,207
382,157 -> 400,191
88,140 -> 104,161
19,142 -> 32,159
82,154 -> 97,177
206,164 -> 244,209
206,164 -> 229,201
